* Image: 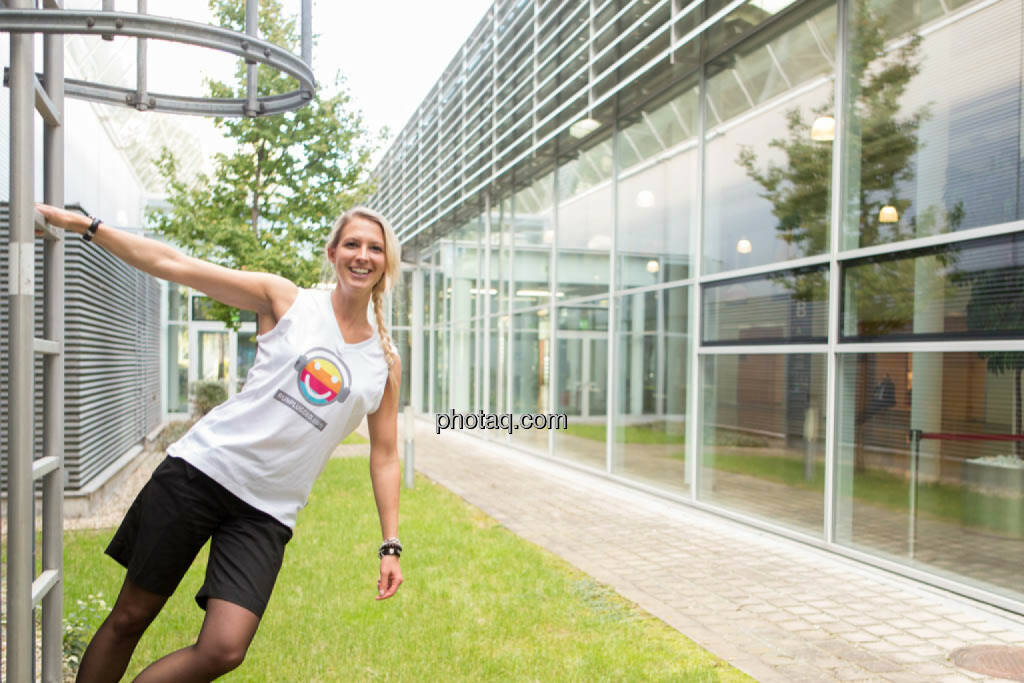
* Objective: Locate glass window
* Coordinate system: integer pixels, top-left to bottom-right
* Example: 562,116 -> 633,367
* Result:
236,330 -> 258,392
557,136 -> 613,299
613,287 -> 689,492
704,0 -> 802,57
511,310 -> 550,454
704,3 -> 837,274
191,296 -> 256,323
450,217 -> 483,322
617,82 -> 699,287
701,353 -> 827,536
836,351 -> 1024,602
842,0 -> 1023,249
168,283 -> 187,321
511,173 -> 554,310
166,325 -> 188,413
196,330 -> 229,386
842,234 -> 1024,341
433,328 -> 450,412
554,301 -> 610,470
703,266 -> 828,344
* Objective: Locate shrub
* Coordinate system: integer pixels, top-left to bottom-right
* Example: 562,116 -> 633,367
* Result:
190,380 -> 228,417
154,418 -> 196,452
64,593 -> 109,675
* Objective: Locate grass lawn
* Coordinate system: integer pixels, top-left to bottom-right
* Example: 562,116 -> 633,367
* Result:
64,458 -> 749,681
565,422 -> 686,445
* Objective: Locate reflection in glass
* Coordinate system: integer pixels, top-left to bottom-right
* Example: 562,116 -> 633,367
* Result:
701,353 -> 826,536
843,234 -> 1024,340
704,3 -> 837,274
433,328 -> 449,413
613,288 -> 689,492
617,82 -> 698,287
511,311 -> 549,454
167,326 -> 188,413
451,323 -> 476,412
197,331 -> 229,386
843,0 -> 1023,249
555,301 -> 609,470
703,267 -> 827,344
558,136 -> 613,299
837,352 -> 1024,602
236,330 -> 258,392
511,173 -> 554,310
392,328 -> 412,408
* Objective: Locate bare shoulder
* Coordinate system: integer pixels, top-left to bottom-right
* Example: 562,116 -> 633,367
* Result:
264,274 -> 299,321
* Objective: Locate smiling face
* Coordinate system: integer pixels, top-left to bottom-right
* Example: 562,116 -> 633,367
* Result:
327,216 -> 387,293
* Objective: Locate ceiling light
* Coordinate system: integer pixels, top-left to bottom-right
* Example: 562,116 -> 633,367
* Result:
810,115 -> 835,142
569,117 -> 601,138
736,238 -> 752,254
636,190 -> 655,208
879,205 -> 899,223
646,259 -> 660,273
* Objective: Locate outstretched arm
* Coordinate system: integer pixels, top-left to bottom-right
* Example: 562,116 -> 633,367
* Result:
367,357 -> 403,600
35,204 -> 297,320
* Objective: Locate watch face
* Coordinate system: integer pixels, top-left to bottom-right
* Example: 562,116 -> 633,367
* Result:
296,352 -> 346,406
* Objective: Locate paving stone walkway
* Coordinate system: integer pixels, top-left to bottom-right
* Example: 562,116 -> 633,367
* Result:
406,421 -> 1024,682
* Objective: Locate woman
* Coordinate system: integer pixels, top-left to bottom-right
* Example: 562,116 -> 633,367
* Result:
36,203 -> 404,682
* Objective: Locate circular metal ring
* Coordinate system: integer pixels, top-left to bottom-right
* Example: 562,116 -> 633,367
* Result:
0,9 -> 315,117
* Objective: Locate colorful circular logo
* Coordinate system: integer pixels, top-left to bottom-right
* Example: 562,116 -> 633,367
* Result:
297,356 -> 344,405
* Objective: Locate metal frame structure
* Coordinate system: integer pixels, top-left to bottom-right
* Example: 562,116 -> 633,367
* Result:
2,1 -> 314,679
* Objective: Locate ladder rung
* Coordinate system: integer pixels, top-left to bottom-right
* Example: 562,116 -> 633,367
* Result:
31,570 -> 60,607
33,338 -> 62,355
32,455 -> 60,480
34,209 -> 62,241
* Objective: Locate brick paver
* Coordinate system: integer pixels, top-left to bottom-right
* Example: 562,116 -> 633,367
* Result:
406,422 -> 1024,682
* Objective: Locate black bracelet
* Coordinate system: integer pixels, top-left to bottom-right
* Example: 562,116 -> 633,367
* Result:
83,216 -> 101,242
378,537 -> 402,559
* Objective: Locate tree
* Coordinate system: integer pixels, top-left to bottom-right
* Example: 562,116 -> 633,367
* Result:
149,0 -> 379,328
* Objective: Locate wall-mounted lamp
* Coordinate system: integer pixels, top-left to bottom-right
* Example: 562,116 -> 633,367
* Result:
879,205 -> 899,223
646,259 -> 660,273
736,238 -> 753,254
810,115 -> 835,142
569,117 -> 601,138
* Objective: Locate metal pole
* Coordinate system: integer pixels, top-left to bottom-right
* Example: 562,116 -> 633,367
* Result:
102,0 -> 115,40
301,0 -> 312,67
7,0 -> 36,678
403,405 -> 415,489
136,0 -> 148,110
41,19 -> 66,683
245,0 -> 258,116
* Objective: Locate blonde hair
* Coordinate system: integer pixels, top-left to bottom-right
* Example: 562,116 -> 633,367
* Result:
325,207 -> 401,367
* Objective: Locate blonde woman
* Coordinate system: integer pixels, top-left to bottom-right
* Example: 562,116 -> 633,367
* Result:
36,204 -> 403,682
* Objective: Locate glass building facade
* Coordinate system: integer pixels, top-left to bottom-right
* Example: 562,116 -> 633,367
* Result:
375,0 -> 1024,613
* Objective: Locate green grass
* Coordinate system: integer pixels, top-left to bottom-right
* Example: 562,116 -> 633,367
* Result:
708,451 -> 1023,535
340,431 -> 369,445
64,458 -> 749,682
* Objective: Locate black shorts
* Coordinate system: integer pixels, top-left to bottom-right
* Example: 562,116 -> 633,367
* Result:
106,456 -> 293,618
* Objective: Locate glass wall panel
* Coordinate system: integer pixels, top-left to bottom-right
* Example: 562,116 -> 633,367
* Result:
511,310 -> 550,453
554,301 -> 609,469
392,328 -> 412,408
843,233 -> 1024,341
557,136 -> 613,299
450,217 -> 483,322
488,315 -> 507,417
433,328 -> 450,413
704,266 -> 828,344
393,270 -> 413,328
836,352 -> 1024,602
701,353 -> 827,535
617,81 -> 699,287
167,326 -> 188,413
613,287 -> 689,493
704,0 -> 801,57
842,0 -> 1023,249
451,322 -> 476,412
237,330 -> 258,392
197,330 -> 230,387
511,173 -> 554,310
704,3 -> 837,274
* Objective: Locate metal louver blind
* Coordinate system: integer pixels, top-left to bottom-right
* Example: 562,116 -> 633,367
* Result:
2,203 -> 162,492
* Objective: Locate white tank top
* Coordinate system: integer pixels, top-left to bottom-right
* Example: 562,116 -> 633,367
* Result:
167,288 -> 391,528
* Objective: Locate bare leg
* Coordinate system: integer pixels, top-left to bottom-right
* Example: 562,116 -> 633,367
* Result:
133,599 -> 261,683
76,579 -> 169,683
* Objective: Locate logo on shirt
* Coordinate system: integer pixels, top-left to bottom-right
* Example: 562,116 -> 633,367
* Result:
293,348 -> 352,406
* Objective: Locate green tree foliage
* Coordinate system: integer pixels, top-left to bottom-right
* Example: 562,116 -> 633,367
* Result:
149,0 -> 378,328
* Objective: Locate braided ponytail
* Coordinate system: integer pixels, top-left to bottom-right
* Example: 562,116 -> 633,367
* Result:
372,288 -> 397,367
